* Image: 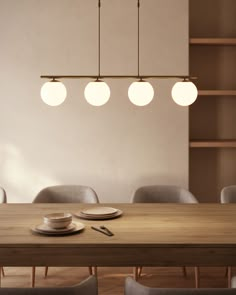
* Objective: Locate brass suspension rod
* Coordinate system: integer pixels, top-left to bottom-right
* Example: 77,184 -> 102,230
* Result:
40,0 -> 197,83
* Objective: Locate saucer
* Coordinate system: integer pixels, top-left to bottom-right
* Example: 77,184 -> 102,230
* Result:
81,207 -> 118,216
74,209 -> 123,220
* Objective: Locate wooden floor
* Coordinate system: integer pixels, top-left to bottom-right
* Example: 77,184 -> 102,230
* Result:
0,267 -> 232,294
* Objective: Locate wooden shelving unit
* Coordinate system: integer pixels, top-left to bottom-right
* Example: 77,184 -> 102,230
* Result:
190,140 -> 236,148
189,0 -> 236,202
190,38 -> 236,45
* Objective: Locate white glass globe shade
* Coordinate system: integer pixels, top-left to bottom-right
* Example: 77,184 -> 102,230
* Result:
128,81 -> 154,106
41,81 -> 67,106
171,81 -> 198,106
84,81 -> 110,106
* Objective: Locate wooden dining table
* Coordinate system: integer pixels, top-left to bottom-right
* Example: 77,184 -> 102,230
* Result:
0,203 -> 236,268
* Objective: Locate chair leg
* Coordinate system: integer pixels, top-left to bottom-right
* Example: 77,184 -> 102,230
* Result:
44,267 -> 49,278
225,266 -> 228,277
133,267 -> 139,281
182,266 -> 187,277
1,268 -> 4,277
88,266 -> 93,275
228,267 -> 232,288
194,267 -> 199,288
93,267 -> 98,276
31,267 -> 36,288
138,267 -> 143,278
0,267 -> 2,287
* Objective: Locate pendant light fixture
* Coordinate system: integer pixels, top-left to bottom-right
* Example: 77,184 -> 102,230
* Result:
171,78 -> 198,106
128,0 -> 154,106
84,0 -> 110,106
40,78 -> 67,106
40,0 -> 198,107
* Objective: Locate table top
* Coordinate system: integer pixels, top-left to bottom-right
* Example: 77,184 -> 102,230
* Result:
0,203 -> 236,248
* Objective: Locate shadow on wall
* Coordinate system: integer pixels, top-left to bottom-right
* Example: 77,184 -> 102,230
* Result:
0,143 -> 188,203
0,143 -> 59,203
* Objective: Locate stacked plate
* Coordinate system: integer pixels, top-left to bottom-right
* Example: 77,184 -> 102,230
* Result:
31,212 -> 85,236
75,206 -> 123,220
32,222 -> 85,236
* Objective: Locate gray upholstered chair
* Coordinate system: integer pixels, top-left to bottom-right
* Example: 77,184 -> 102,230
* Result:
0,275 -> 97,295
131,185 -> 199,288
132,185 -> 198,204
0,187 -> 6,280
125,276 -> 235,295
231,276 -> 236,288
0,187 -> 6,204
221,185 -> 236,287
32,185 -> 99,287
221,185 -> 236,204
33,185 -> 99,204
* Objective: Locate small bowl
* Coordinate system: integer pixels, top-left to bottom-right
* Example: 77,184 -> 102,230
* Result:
43,213 -> 72,229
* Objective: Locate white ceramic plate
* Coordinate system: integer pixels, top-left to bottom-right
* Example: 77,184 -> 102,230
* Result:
74,209 -> 123,220
80,207 -> 118,216
31,222 -> 85,236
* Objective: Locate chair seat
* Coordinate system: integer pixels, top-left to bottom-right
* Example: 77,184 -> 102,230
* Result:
126,277 -> 236,295
0,276 -> 97,295
231,276 -> 236,288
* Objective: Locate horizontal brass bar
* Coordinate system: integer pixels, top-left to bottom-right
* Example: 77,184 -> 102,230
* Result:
40,75 -> 197,80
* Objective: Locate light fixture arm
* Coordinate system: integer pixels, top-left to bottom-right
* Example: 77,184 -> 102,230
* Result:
41,75 -> 197,80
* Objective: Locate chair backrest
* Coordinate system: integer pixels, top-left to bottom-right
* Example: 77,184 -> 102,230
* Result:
0,187 -> 7,204
125,277 -> 234,295
221,185 -> 236,203
131,185 -> 198,204
33,185 -> 99,203
0,276 -> 97,295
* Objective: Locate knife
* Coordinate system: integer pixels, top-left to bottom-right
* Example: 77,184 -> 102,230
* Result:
91,226 -> 113,236
100,225 -> 114,236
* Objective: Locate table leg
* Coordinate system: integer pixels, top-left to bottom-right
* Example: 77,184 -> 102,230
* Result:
133,267 -> 139,281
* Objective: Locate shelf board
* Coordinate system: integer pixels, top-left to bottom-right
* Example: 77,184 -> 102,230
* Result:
198,90 -> 236,96
190,140 -> 236,148
190,38 -> 236,45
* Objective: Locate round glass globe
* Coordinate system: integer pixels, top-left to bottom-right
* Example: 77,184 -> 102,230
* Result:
171,81 -> 198,106
40,80 -> 67,106
84,81 -> 110,106
128,81 -> 154,106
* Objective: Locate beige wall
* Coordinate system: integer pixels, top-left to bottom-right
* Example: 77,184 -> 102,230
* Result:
0,0 -> 189,203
